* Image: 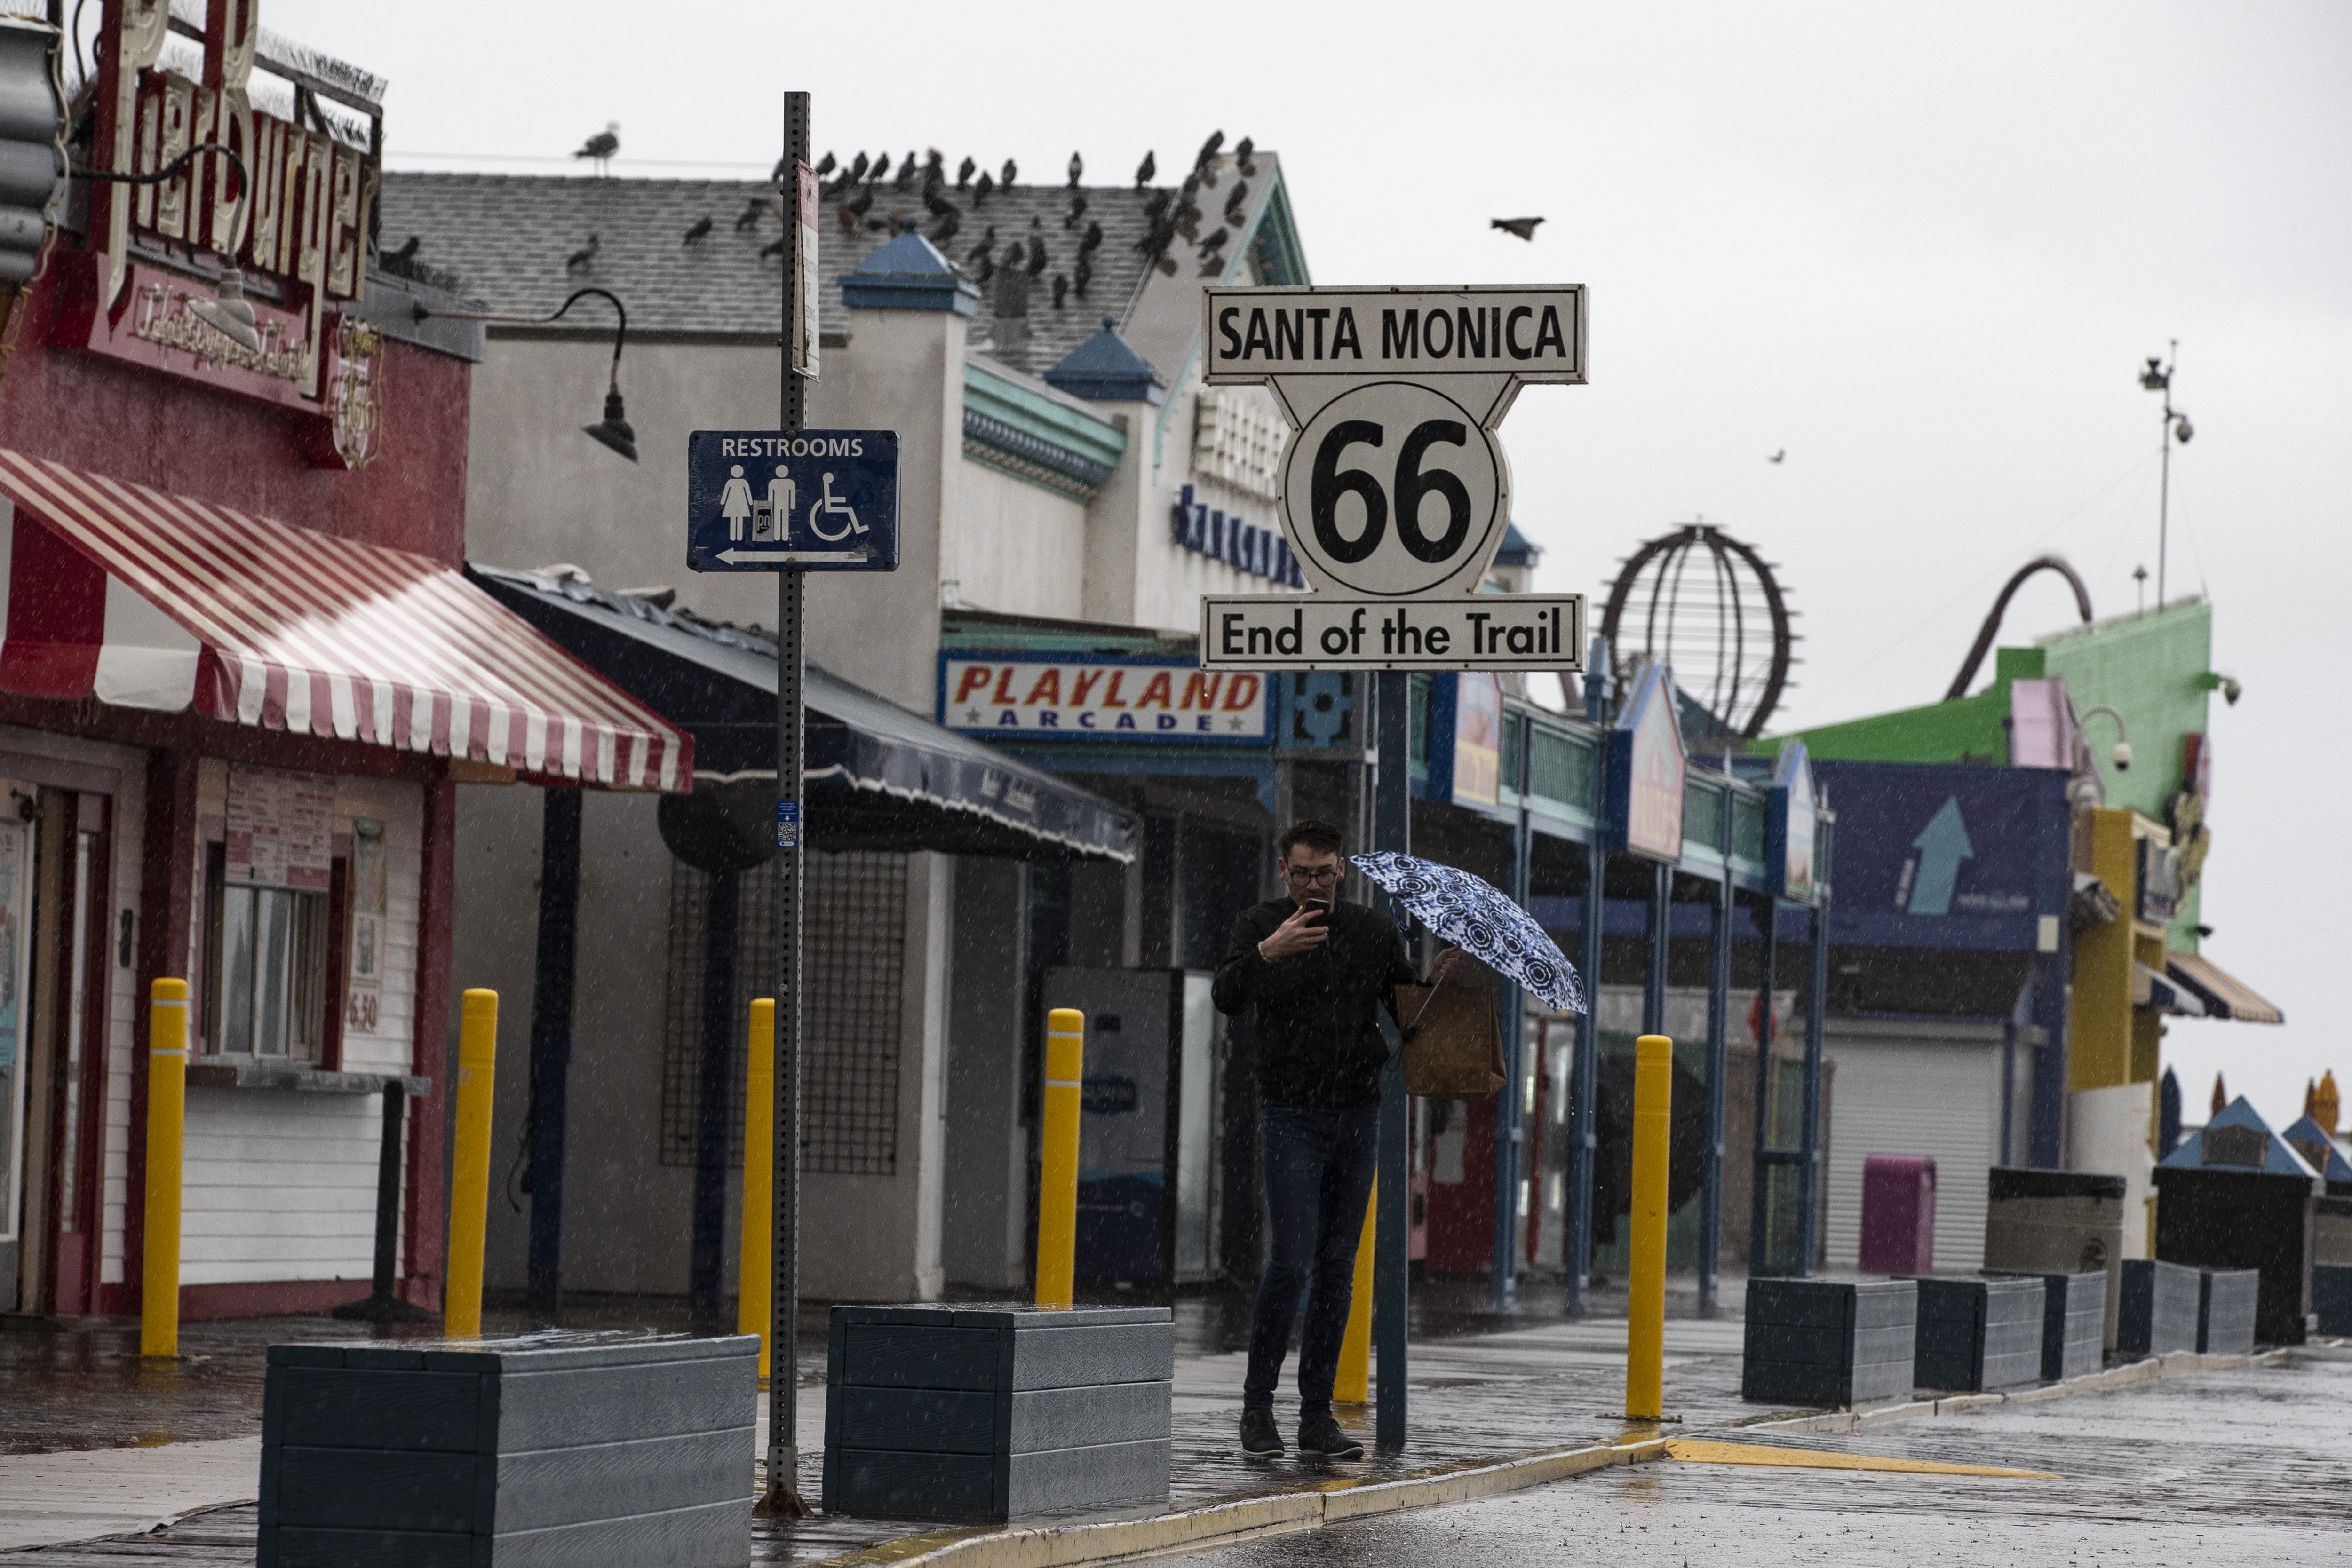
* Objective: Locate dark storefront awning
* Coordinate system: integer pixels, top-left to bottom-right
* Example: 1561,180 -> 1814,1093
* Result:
470,566 -> 1133,862
2165,950 -> 2285,1025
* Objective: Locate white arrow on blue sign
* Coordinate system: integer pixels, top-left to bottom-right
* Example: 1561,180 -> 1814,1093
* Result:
687,429 -> 900,572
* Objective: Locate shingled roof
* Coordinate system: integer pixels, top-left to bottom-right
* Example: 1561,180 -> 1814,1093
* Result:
378,155 -> 1283,372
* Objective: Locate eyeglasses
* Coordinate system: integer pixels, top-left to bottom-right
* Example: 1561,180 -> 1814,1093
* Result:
1285,865 -> 1342,885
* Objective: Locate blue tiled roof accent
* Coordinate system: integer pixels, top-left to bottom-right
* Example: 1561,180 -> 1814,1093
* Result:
1045,317 -> 1166,404
2161,1095 -> 2322,1177
841,218 -> 982,315
1494,523 -> 1540,567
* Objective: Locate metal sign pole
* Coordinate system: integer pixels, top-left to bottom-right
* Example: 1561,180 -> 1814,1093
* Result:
761,87 -> 813,1521
1373,670 -> 1410,1447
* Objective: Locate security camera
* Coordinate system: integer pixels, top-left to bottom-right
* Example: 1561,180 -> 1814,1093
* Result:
2111,741 -> 2133,771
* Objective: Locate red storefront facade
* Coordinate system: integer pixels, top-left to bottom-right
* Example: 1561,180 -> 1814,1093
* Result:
0,2 -> 685,1320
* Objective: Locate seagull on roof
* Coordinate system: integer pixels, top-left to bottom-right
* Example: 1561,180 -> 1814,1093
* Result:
683,214 -> 713,245
1491,216 -> 1545,241
564,233 -> 598,271
573,121 -> 619,173
1134,150 -> 1155,188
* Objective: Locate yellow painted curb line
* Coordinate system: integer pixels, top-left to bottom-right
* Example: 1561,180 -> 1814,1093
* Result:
811,1437 -> 1666,1568
1664,1438 -> 2058,1479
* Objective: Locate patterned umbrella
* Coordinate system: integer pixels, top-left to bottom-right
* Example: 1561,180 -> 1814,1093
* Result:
1351,851 -> 1586,1015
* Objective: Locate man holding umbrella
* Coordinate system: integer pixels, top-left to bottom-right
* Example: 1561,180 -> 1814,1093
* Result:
1214,820 -> 1461,1459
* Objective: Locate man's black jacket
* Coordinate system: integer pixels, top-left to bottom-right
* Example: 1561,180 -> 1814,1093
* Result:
1213,896 -> 1417,1109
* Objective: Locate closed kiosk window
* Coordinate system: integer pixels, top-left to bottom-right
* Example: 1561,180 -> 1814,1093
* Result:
203,842 -> 333,1059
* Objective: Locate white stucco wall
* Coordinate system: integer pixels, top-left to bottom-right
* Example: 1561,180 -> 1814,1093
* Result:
951,461 -> 1086,621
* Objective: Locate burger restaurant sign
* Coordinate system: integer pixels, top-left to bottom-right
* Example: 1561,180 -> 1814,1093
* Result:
57,0 -> 386,467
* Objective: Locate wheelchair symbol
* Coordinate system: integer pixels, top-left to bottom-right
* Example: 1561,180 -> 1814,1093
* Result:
808,472 -> 869,543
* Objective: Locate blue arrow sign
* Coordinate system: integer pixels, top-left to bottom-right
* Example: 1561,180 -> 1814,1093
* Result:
1905,796 -> 1974,916
687,429 -> 899,572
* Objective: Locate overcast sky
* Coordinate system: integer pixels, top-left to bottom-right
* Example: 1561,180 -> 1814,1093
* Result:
268,0 -> 2352,1132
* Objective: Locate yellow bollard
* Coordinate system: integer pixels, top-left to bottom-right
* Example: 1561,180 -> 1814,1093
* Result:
1035,1008 -> 1084,1308
444,989 -> 499,1339
739,998 -> 775,1381
140,979 -> 189,1358
1626,1034 -> 1673,1420
1334,1176 -> 1377,1403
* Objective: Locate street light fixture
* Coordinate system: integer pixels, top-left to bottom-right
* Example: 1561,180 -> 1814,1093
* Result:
416,288 -> 638,462
73,142 -> 260,354
2138,341 -> 2193,608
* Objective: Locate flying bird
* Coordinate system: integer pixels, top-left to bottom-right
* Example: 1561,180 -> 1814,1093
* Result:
1067,151 -> 1084,188
1767,449 -> 1786,464
1134,150 -> 1155,188
383,234 -> 420,266
735,197 -> 766,232
564,233 -> 599,270
1491,216 -> 1545,241
572,121 -> 619,171
683,214 -> 713,244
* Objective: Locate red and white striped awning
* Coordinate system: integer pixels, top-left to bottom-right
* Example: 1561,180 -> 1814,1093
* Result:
0,450 -> 690,790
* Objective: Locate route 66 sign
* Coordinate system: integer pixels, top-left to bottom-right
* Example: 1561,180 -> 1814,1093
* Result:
1197,285 -> 1588,670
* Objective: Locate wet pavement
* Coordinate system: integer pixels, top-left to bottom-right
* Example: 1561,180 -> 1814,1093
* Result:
1141,1349 -> 2352,1568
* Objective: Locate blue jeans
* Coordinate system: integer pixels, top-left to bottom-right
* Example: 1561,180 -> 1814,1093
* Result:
1244,1101 -> 1379,1419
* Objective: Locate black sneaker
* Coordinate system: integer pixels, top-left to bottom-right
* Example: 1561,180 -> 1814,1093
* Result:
1297,1414 -> 1365,1459
1239,1408 -> 1284,1456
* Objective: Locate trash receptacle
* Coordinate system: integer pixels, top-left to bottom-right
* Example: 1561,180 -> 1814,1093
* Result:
1859,1155 -> 1936,1275
1983,1167 -> 2127,1353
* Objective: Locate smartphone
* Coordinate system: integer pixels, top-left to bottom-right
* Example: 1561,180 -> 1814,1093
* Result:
1301,898 -> 1330,927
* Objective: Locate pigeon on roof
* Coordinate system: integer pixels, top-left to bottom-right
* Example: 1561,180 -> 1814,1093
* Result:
384,234 -> 420,265
1001,158 -> 1018,190
929,206 -> 960,244
1134,150 -> 1155,188
870,151 -> 892,183
1065,191 -> 1087,229
564,233 -> 598,271
963,227 -> 995,267
1234,136 -> 1256,176
812,152 -> 836,178
735,198 -> 765,232
683,214 -> 712,245
573,121 -> 619,173
1193,130 -> 1224,176
1051,275 -> 1068,309
846,151 -> 870,184
894,153 -> 918,190
956,156 -> 975,189
1492,216 -> 1544,241
1223,182 -> 1248,222
973,170 -> 994,207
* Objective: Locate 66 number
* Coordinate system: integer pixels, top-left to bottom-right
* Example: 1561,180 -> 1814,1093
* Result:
1309,419 -> 1473,565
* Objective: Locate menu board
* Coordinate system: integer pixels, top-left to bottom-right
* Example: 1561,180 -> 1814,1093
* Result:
225,766 -> 335,891
344,817 -> 388,1037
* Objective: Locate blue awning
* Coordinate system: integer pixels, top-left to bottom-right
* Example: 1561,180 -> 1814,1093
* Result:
469,566 -> 1133,863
